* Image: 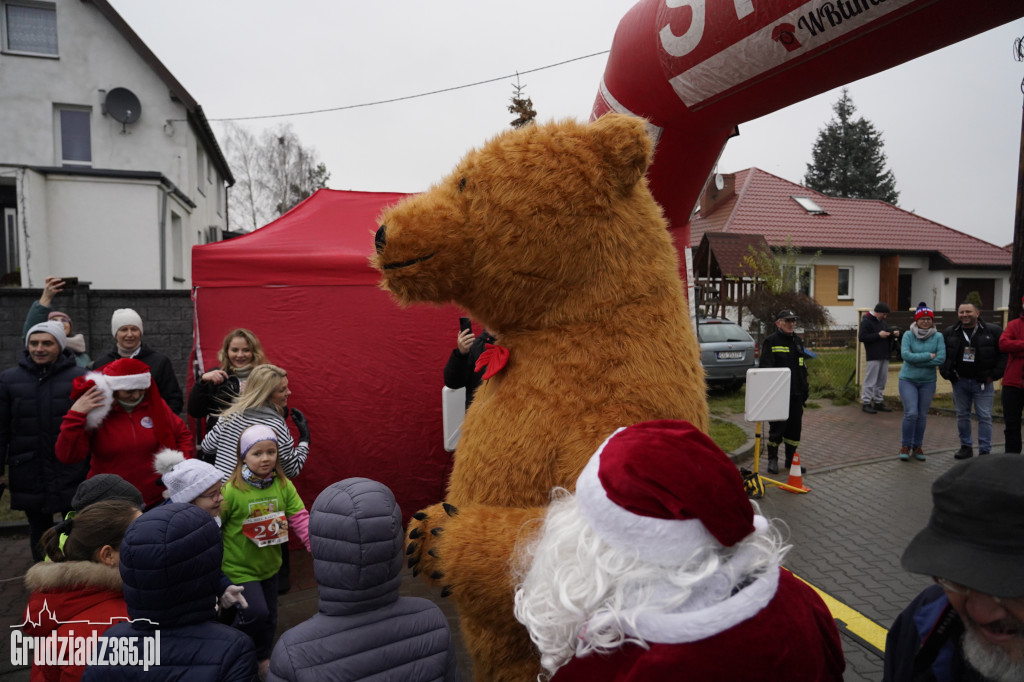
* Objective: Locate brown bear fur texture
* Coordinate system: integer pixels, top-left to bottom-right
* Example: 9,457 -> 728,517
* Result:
372,114 -> 709,682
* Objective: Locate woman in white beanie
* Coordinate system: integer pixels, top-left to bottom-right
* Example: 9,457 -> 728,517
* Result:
93,308 -> 183,414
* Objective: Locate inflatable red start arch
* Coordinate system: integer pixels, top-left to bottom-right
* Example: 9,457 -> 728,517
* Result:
594,0 -> 1024,236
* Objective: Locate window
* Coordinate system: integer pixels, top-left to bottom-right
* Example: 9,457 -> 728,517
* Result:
55,107 -> 91,166
791,195 -> 827,215
3,1 -> 57,56
837,267 -> 852,299
784,265 -> 814,297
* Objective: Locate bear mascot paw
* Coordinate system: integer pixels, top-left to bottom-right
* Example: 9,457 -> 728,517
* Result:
372,113 -> 709,682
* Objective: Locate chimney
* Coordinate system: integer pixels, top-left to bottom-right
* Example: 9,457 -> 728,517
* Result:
699,172 -> 735,218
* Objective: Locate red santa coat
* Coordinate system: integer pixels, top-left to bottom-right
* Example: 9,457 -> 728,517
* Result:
22,560 -> 127,682
55,397 -> 194,509
552,569 -> 844,681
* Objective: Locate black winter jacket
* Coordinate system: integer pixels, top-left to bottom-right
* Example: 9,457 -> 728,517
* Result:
859,312 -> 897,361
268,478 -> 460,682
83,503 -> 256,682
187,371 -> 242,434
0,350 -> 87,512
939,320 -> 1005,383
443,331 -> 495,409
759,330 -> 810,397
93,343 -> 183,414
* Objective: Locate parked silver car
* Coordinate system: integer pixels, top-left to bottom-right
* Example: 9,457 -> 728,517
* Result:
696,316 -> 757,390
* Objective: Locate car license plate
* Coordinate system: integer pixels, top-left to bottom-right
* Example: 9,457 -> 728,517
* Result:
716,351 -> 743,360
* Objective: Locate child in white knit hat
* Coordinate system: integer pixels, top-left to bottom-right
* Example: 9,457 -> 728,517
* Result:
156,451 -> 224,519
154,450 -> 248,613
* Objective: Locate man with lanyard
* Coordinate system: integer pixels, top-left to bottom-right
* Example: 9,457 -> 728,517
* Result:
939,302 -> 1004,459
758,310 -> 811,475
884,454 -> 1024,681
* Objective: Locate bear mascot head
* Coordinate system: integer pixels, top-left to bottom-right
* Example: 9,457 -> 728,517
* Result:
373,113 -> 709,682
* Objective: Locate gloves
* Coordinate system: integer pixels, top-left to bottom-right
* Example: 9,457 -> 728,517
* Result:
219,584 -> 248,610
291,408 -> 311,444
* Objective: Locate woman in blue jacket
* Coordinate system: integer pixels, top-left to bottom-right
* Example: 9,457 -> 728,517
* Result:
898,304 -> 946,461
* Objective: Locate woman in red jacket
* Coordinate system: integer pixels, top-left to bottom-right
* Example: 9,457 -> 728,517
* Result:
22,499 -> 141,682
56,359 -> 195,509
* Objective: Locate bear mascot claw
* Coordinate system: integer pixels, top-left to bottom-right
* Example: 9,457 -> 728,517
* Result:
372,113 -> 709,682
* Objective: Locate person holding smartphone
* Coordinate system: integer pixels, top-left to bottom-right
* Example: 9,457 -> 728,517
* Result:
443,317 -> 495,409
22,276 -> 92,368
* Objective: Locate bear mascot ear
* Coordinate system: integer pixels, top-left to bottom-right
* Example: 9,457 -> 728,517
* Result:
589,113 -> 654,196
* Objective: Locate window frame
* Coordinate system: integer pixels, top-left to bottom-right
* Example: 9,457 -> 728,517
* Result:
54,106 -> 92,167
2,0 -> 58,57
837,266 -> 853,300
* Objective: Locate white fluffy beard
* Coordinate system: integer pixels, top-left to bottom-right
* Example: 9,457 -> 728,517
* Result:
512,492 -> 783,678
962,623 -> 1024,682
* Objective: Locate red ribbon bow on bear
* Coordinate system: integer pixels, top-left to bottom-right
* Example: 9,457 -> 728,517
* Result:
474,343 -> 509,380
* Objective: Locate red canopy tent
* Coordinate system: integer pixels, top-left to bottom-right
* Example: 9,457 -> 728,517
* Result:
191,189 -> 460,518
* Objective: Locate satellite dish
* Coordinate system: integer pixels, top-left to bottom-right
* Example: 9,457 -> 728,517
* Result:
105,88 -> 141,126
714,173 -> 725,191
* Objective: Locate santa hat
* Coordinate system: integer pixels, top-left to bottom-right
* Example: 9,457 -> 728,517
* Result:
111,308 -> 143,336
575,420 -> 762,566
914,302 -> 934,321
155,450 -> 221,504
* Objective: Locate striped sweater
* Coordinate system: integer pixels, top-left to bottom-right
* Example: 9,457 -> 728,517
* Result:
200,405 -> 308,480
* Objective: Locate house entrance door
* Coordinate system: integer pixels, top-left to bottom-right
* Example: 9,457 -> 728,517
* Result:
956,278 -> 996,310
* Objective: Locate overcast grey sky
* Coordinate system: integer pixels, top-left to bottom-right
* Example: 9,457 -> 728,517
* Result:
108,1 -> 1024,247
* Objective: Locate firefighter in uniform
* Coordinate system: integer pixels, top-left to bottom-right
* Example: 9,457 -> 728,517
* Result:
759,309 -> 811,474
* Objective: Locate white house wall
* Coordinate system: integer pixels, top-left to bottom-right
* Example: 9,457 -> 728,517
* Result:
0,0 -> 226,288
44,176 -> 163,289
789,253 -> 1010,327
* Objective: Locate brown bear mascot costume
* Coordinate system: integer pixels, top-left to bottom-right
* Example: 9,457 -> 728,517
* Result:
372,113 -> 709,682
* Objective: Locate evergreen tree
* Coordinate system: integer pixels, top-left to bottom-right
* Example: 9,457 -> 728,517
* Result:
804,89 -> 899,204
508,74 -> 537,129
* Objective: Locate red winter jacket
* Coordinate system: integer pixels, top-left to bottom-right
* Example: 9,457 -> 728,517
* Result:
22,560 -> 127,682
55,397 -> 194,508
999,315 -> 1024,389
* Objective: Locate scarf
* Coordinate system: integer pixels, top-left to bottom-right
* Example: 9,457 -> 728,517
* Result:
911,322 -> 936,340
116,345 -> 141,359
241,465 -> 277,489
231,365 -> 253,380
66,334 -> 87,354
116,394 -> 145,412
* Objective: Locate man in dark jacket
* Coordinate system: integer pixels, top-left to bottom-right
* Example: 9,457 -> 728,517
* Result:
268,477 -> 460,682
0,320 -> 87,561
883,454 -> 1024,682
93,308 -> 183,414
84,503 -> 256,681
859,302 -> 899,413
759,310 -> 811,475
939,302 -> 1005,459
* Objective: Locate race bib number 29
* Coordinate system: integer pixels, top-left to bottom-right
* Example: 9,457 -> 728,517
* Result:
242,511 -> 288,547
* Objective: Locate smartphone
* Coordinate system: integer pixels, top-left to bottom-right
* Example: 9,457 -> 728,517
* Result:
459,317 -> 472,334
60,277 -> 79,287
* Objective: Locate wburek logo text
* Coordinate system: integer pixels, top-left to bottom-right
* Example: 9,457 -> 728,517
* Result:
10,630 -> 161,671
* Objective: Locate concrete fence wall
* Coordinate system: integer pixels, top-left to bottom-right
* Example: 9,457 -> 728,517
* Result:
0,287 -> 193,396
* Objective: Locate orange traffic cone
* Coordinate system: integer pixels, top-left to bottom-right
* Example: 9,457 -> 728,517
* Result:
784,452 -> 811,493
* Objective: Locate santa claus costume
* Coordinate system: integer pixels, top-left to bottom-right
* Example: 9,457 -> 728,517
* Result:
56,358 -> 194,508
514,420 -> 845,681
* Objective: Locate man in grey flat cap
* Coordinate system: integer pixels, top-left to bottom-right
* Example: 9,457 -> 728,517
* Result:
883,454 -> 1024,681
